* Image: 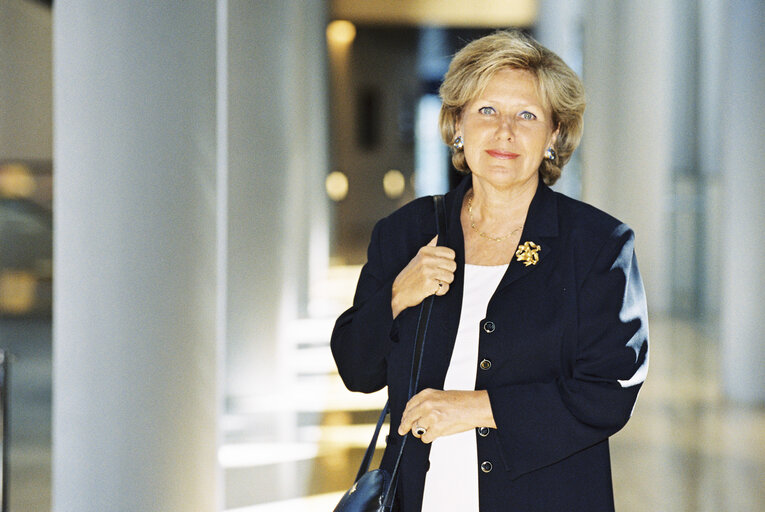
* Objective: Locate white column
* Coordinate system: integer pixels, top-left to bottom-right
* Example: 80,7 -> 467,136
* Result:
52,2 -> 219,510
719,0 -> 765,404
224,0 -> 328,411
536,0 -> 583,198
581,0 -> 676,313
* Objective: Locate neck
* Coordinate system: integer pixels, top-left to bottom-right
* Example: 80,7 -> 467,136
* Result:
468,175 -> 538,224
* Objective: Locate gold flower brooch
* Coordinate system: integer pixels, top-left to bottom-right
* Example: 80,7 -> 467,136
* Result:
515,241 -> 541,266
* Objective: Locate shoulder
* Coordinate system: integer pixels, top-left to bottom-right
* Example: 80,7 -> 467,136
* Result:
379,195 -> 434,228
365,195 -> 437,274
375,196 -> 434,239
550,190 -> 637,276
553,190 -> 633,243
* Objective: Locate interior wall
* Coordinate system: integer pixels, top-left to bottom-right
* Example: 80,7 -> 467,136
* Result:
330,26 -> 419,264
0,0 -> 52,159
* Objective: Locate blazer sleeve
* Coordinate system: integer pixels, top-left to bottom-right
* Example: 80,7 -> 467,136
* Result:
330,220 -> 398,393
487,223 -> 649,479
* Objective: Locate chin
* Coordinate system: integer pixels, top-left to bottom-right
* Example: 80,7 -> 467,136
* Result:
474,169 -> 538,189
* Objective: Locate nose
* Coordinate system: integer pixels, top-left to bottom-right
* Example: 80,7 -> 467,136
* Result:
494,115 -> 515,140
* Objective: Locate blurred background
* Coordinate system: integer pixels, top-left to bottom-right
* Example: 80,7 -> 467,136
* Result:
1,0 -> 763,510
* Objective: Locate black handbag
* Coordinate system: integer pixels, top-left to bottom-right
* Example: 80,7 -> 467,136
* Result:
334,195 -> 447,512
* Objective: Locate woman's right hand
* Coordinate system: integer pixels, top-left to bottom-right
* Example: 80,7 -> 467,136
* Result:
391,236 -> 456,319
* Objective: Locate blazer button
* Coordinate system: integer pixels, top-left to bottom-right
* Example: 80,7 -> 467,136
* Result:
479,358 -> 492,370
480,461 -> 493,473
483,321 -> 495,333
477,427 -> 490,437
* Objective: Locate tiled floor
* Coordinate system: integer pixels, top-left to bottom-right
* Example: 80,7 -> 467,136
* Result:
2,265 -> 764,511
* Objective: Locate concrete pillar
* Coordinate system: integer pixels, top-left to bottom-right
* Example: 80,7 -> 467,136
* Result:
696,0 -> 726,319
223,0 -> 329,412
52,2 -> 219,510
719,0 -> 765,404
536,0 -> 583,199
581,0 -> 676,314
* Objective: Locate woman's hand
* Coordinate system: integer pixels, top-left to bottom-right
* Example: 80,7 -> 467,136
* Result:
391,236 -> 456,319
397,388 -> 497,444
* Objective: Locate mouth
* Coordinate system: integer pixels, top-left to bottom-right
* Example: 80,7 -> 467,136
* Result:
486,149 -> 520,159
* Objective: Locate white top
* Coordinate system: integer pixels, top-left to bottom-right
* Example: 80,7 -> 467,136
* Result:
421,263 -> 509,512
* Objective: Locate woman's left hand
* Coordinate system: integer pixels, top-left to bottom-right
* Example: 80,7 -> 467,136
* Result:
398,388 -> 497,444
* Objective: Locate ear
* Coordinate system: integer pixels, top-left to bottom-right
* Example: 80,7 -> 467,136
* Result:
548,123 -> 560,148
455,107 -> 467,137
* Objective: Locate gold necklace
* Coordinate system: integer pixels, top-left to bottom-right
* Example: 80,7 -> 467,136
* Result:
467,192 -> 523,243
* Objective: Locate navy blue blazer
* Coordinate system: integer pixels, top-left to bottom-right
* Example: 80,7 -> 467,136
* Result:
331,175 -> 649,511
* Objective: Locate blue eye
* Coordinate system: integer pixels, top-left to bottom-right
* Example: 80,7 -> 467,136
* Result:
478,106 -> 496,115
519,111 -> 537,120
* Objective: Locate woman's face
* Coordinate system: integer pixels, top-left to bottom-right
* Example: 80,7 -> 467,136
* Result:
456,68 -> 558,193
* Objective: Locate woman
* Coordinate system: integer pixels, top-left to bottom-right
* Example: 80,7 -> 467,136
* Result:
331,30 -> 648,511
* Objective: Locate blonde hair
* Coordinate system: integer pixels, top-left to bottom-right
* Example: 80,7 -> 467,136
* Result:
439,30 -> 585,185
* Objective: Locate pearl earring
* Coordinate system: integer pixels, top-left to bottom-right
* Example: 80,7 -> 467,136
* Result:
453,136 -> 464,150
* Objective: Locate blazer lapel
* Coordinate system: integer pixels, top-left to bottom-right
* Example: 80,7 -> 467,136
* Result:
439,176 -> 469,340
495,181 -> 559,293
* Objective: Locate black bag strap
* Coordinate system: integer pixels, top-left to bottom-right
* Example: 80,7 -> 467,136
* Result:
354,400 -> 389,482
409,194 -> 446,397
380,194 -> 446,510
352,195 -> 447,488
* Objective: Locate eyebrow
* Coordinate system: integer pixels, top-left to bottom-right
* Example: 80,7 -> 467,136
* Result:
474,94 -> 543,105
